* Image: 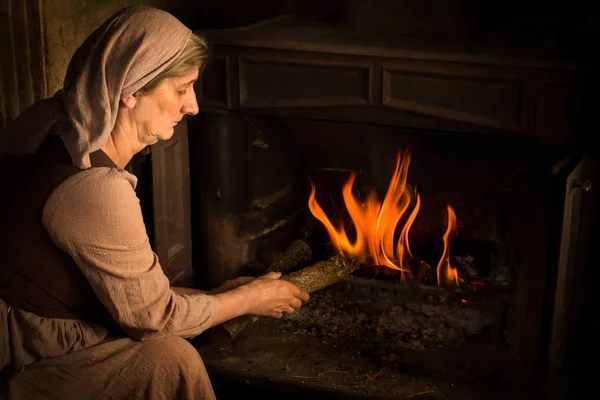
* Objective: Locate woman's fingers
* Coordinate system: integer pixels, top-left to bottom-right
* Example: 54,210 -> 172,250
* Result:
258,273 -> 308,303
244,274 -> 310,318
237,276 -> 255,285
292,286 -> 310,302
263,271 -> 282,280
290,297 -> 303,309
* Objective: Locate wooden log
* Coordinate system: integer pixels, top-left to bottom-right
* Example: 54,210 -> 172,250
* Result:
281,253 -> 359,293
222,240 -> 312,337
223,253 -> 359,338
265,239 -> 312,274
222,240 -> 311,338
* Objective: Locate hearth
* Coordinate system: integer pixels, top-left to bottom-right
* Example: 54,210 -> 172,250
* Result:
186,8 -> 596,400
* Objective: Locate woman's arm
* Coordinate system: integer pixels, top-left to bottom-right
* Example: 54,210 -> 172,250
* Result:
171,276 -> 254,296
44,169 -> 219,340
171,286 -> 206,295
169,286 -> 249,326
44,168 -> 309,339
172,273 -> 310,327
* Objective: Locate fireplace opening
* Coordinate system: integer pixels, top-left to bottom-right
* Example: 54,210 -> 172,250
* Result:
188,112 -> 577,398
182,4 -> 595,397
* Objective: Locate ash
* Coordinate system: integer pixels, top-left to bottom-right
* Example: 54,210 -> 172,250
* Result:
282,277 -> 498,351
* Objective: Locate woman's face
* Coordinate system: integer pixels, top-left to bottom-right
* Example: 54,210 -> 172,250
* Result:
131,68 -> 199,146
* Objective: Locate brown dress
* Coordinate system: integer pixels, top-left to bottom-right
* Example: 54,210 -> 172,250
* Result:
0,137 -> 218,399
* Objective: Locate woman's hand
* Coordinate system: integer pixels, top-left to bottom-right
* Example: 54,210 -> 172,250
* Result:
209,271 -> 310,327
209,276 -> 255,295
240,271 -> 310,318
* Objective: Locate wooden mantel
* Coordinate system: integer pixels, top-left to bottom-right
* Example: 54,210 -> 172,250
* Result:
195,15 -> 586,145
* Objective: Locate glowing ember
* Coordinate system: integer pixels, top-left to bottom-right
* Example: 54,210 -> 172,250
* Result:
308,150 -> 459,286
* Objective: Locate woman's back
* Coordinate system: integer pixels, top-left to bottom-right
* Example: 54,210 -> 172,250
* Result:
0,136 -> 112,322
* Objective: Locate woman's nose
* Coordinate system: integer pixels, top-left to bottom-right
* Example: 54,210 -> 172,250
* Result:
182,90 -> 199,116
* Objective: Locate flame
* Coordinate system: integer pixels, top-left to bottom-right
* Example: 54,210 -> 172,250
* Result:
309,151 -> 417,278
436,205 -> 459,287
308,150 -> 461,287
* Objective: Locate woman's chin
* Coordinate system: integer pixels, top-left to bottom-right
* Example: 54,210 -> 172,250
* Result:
161,128 -> 175,141
152,129 -> 174,144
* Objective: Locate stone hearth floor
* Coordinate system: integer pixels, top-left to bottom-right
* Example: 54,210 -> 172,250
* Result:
191,317 -> 536,400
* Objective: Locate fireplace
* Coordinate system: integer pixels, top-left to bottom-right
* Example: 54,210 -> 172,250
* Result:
185,6 -> 596,399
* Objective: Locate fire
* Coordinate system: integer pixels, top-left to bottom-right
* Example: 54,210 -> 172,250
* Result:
436,205 -> 459,287
308,150 -> 459,287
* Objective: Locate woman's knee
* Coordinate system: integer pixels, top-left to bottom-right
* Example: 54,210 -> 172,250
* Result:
147,337 -> 205,373
143,337 -> 215,398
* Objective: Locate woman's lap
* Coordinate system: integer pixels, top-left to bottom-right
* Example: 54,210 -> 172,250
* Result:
4,336 -> 215,400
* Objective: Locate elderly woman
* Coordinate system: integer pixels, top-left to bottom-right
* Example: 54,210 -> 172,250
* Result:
0,6 -> 309,400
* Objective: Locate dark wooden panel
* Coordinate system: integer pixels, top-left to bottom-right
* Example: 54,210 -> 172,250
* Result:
197,44 -> 584,142
238,57 -> 370,108
200,16 -> 584,71
151,119 -> 193,283
535,80 -> 580,143
197,56 -> 228,108
383,68 -> 523,131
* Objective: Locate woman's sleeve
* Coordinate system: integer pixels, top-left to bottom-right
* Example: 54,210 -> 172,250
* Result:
43,167 -> 219,340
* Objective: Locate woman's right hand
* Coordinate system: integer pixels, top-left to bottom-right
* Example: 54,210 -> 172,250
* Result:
240,271 -> 310,318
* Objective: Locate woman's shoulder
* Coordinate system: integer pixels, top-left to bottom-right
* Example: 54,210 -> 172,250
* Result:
61,167 -> 137,196
43,166 -> 148,248
45,167 -> 140,219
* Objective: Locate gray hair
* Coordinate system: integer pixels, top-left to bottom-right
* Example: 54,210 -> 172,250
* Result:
137,32 -> 209,94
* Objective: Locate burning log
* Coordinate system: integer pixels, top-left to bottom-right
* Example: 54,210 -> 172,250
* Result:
223,253 -> 360,338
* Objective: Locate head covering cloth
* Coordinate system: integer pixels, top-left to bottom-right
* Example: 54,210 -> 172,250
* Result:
7,5 -> 191,168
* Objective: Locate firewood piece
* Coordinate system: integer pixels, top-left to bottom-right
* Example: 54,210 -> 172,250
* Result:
223,240 -> 312,338
265,239 -> 312,274
223,253 -> 359,338
281,253 -> 359,293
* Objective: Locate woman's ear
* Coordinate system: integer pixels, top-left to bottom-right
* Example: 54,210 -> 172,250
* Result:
121,95 -> 137,109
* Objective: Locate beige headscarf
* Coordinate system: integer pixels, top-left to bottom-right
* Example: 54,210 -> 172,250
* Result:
6,6 -> 191,169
